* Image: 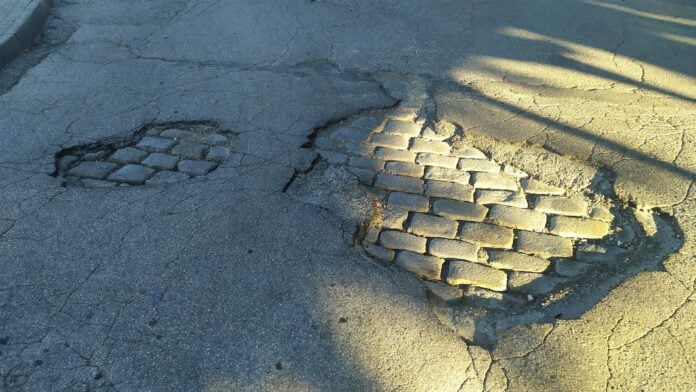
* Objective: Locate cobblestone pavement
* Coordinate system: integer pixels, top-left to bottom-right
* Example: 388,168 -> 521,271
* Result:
0,0 -> 695,391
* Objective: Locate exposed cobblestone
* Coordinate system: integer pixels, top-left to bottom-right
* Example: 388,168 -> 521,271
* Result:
458,158 -> 500,173
475,190 -> 528,208
428,238 -> 479,262
534,196 -> 588,217
408,213 -> 458,238
332,127 -> 372,144
380,230 -> 427,253
385,161 -> 424,177
410,139 -> 450,155
425,180 -> 474,201
375,147 -> 416,162
395,251 -> 444,280
520,178 -> 565,195
109,147 -> 148,164
447,260 -> 508,291
549,216 -> 611,238
452,146 -> 487,159
365,227 -> 381,243
68,161 -> 116,179
516,231 -> 574,258
387,192 -> 430,212
137,136 -> 176,152
472,172 -> 519,191
207,146 -> 231,163
371,133 -> 410,149
349,156 -> 384,171
351,116 -> 382,129
459,223 -> 514,248
347,167 -> 375,184
487,205 -> 547,232
420,121 -> 456,141
203,134 -> 229,145
424,281 -> 463,301
171,142 -> 208,160
107,164 -> 155,185
142,153 -> 179,170
381,207 -> 410,229
364,242 -> 395,262
382,120 -> 421,136
487,250 -> 550,273
375,173 -> 423,193
424,166 -> 470,184
416,153 -> 459,168
432,199 -> 488,222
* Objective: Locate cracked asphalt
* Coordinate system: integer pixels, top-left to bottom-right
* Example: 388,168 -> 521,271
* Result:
0,0 -> 694,391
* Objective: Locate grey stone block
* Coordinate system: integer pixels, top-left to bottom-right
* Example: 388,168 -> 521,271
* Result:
317,149 -> 348,164
203,134 -> 229,145
417,153 -> 459,169
83,150 -> 110,161
548,216 -> 611,239
331,127 -> 372,143
171,142 -> 208,160
428,238 -> 479,262
109,147 -> 148,164
475,190 -> 528,208
351,116 -> 382,130
432,199 -> 488,222
375,147 -> 416,163
382,120 -> 421,136
487,250 -> 550,273
409,139 -> 450,155
520,179 -> 565,195
387,192 -> 430,212
346,166 -> 375,185
379,230 -> 427,253
459,223 -> 514,249
68,161 -> 117,180
516,231 -> 574,258
534,196 -> 588,217
177,160 -> 217,176
385,161 -> 424,177
458,158 -> 500,173
349,156 -> 384,171
142,153 -> 180,170
363,242 -> 395,262
375,173 -> 423,194
395,251 -> 444,281
107,164 -> 155,185
446,260 -> 508,291
408,213 -> 459,239
137,137 -> 176,152
207,146 -> 231,163
425,180 -> 474,202
487,205 -> 547,232
472,172 -> 519,191
371,133 -> 410,149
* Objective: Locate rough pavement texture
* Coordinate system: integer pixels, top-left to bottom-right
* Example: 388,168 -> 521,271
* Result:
1,0 -> 694,390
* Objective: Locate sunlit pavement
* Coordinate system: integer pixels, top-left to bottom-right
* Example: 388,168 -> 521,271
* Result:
0,1 -> 694,390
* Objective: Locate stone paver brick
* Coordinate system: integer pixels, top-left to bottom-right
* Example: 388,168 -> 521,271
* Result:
395,251 -> 444,281
344,142 -> 374,156
432,199 -> 488,222
387,192 -> 430,212
83,151 -> 110,161
67,161 -> 117,180
351,116 -> 382,129
331,127 -> 372,143
314,136 -> 335,150
382,120 -> 421,136
136,136 -> 176,152
554,259 -> 591,277
507,272 -> 567,295
317,149 -> 348,164
452,146 -> 487,159
347,167 -> 375,185
381,207 -> 410,230
385,161 -> 424,177
458,158 -> 500,173
408,213 -> 458,238
364,227 -> 380,243
472,172 -> 519,191
424,166 -> 470,184
446,260 -> 508,292
589,206 -> 614,222
177,160 -> 217,176
515,231 -> 574,258
416,153 -> 459,169
349,156 -> 384,171
520,179 -> 565,195
548,216 -> 610,239
375,147 -> 416,163
207,146 -> 231,162
160,129 -> 196,141
146,170 -> 190,185
420,121 -> 456,141
475,190 -> 528,208
425,180 -> 474,201
459,223 -> 514,249
375,173 -> 423,194
107,164 -> 155,185
380,230 -> 427,253
487,250 -> 550,273
503,164 -> 528,178
203,134 -> 229,145
428,238 -> 479,262
424,281 -> 463,301
534,196 -> 588,217
371,133 -> 410,149
409,139 -> 451,155
142,153 -> 180,170
109,147 -> 148,164
363,242 -> 395,262
487,205 -> 547,232
171,142 -> 208,160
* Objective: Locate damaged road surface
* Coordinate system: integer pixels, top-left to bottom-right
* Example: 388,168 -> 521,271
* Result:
1,0 -> 695,391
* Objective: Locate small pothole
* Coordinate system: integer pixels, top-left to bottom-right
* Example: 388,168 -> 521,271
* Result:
53,122 -> 235,187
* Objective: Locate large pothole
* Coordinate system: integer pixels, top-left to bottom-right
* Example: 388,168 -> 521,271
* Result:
53,122 -> 235,187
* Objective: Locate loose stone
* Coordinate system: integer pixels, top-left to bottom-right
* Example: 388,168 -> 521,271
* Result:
371,133 -> 410,149
160,129 -> 196,141
432,199 -> 488,222
416,153 -> 459,169
408,213 -> 459,239
67,161 -> 117,180
487,250 -> 550,273
110,147 -> 148,164
363,242 -> 395,262
475,190 -> 528,208
487,205 -> 547,232
409,139 -> 451,155
447,260 -> 508,292
375,173 -> 424,194
534,196 -> 588,217
382,120 -> 421,136
375,147 -> 416,163
520,178 -> 565,195
472,172 -> 519,191
177,160 -> 217,176
515,231 -> 574,258
107,164 -> 155,185
428,238 -> 479,262
171,142 -> 208,160
459,223 -> 514,248
458,159 -> 500,173
379,230 -> 427,253
136,137 -> 176,152
548,216 -> 611,238
146,170 -> 189,185
206,146 -> 231,162
142,153 -> 179,170
425,180 -> 475,201
395,251 -> 444,281
385,161 -> 424,177
387,192 -> 430,212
